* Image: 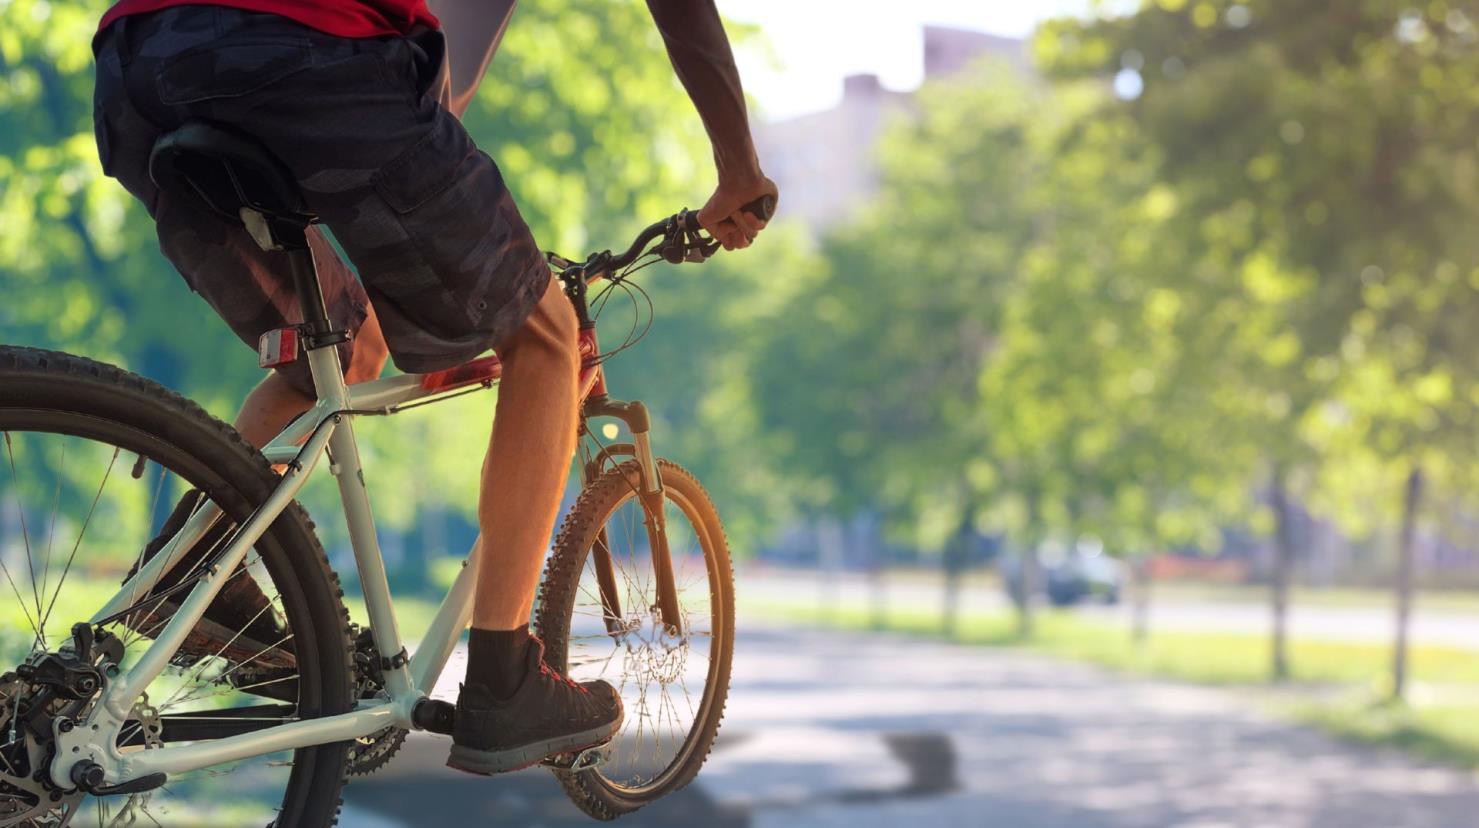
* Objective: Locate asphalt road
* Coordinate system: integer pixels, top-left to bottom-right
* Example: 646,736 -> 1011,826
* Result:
340,624 -> 1479,828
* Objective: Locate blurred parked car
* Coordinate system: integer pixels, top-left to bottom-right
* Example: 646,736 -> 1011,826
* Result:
1045,552 -> 1122,606
1000,543 -> 1124,607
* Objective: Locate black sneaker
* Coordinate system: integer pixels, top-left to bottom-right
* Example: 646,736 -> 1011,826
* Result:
447,637 -> 623,775
120,489 -> 293,669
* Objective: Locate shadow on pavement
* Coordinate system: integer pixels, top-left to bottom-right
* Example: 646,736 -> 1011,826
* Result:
341,733 -> 750,827
838,732 -> 959,801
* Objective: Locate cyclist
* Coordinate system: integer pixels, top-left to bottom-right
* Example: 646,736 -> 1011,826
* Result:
91,0 -> 777,774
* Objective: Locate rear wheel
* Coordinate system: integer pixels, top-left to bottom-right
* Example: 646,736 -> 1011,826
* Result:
536,459 -> 735,820
0,347 -> 353,827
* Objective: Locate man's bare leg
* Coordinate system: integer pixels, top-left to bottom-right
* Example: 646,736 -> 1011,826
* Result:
233,304 -> 390,449
448,277 -> 622,776
471,278 -> 581,631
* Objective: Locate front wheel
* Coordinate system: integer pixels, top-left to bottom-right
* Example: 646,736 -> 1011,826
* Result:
535,460 -> 735,820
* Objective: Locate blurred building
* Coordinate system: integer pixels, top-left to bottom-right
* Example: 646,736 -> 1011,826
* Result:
755,26 -> 1028,234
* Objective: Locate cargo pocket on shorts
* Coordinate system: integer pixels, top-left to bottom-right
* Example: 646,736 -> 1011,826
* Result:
370,113 -> 507,331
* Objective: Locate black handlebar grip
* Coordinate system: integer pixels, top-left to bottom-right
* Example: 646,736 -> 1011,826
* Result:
681,195 -> 777,233
742,194 -> 777,221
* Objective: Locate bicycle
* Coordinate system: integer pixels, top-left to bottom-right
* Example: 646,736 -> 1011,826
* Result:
0,120 -> 771,826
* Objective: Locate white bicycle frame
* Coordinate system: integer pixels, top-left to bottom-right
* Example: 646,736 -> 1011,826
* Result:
54,341 -> 496,787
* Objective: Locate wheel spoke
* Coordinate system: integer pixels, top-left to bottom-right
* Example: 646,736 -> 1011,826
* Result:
164,635 -> 296,709
38,439 -> 67,637
40,445 -> 121,637
1,432 -> 44,646
156,588 -> 287,713
119,463 -> 174,623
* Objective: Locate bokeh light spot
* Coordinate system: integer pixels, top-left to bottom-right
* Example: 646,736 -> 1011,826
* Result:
1114,68 -> 1144,100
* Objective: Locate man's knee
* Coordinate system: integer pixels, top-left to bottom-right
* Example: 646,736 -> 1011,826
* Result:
500,280 -> 580,375
345,308 -> 390,384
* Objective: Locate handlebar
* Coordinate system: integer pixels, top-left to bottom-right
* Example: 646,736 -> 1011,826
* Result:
550,194 -> 776,334
599,194 -> 776,276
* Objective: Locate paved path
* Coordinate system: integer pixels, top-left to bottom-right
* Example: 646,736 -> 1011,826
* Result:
341,625 -> 1479,827
742,569 -> 1479,651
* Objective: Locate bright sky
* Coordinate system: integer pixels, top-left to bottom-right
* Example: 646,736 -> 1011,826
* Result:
716,0 -> 1099,122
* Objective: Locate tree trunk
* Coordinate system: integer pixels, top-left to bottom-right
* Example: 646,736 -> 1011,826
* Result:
1017,495 -> 1041,638
943,565 -> 961,639
941,519 -> 971,639
1392,465 -> 1424,702
867,526 -> 888,631
1130,554 -> 1152,647
1270,466 -> 1295,681
1017,543 -> 1039,638
816,517 -> 845,621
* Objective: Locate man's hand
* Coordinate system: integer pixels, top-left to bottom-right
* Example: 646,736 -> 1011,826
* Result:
644,0 -> 773,249
698,173 -> 779,251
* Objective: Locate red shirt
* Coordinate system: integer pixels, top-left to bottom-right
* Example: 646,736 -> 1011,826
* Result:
98,0 -> 440,39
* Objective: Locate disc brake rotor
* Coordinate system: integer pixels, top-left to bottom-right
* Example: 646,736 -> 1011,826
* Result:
0,675 -> 84,827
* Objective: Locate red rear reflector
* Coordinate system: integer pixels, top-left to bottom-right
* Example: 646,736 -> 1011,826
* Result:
258,328 -> 299,369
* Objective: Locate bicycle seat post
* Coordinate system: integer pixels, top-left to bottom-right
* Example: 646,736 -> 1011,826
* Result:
278,226 -> 339,354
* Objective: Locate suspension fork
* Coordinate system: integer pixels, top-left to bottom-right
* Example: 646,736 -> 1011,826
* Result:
581,449 -> 625,637
582,396 -> 683,636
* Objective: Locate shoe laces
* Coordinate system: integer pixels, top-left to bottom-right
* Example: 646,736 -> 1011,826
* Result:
531,635 -> 588,694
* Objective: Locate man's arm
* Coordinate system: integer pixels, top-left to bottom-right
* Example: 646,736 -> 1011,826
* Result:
426,0 -> 517,118
647,0 -> 778,250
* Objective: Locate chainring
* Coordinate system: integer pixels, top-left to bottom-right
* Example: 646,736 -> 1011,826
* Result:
346,725 -> 407,777
344,626 -> 407,777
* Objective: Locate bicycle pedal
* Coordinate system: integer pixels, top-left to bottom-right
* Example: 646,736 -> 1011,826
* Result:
543,744 -> 608,772
411,698 -> 456,735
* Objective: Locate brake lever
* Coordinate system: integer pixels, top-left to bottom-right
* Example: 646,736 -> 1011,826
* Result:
660,212 -> 720,264
686,232 -> 720,262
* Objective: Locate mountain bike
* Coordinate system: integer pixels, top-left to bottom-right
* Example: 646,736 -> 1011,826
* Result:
0,120 -> 769,826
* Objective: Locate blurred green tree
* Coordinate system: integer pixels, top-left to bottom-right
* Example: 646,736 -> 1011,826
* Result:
1040,0 -> 1479,679
984,95 -> 1261,642
747,62 -> 1042,634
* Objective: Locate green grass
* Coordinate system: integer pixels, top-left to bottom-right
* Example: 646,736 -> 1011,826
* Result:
802,567 -> 1479,614
1151,581 -> 1479,615
1298,697 -> 1479,770
744,596 -> 1479,769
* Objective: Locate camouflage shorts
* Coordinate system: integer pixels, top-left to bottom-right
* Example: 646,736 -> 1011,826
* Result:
92,6 -> 548,393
